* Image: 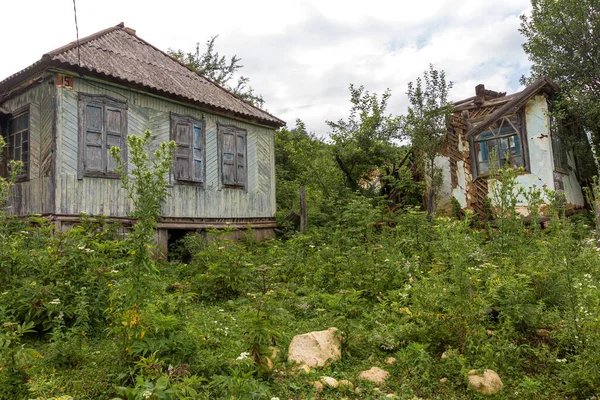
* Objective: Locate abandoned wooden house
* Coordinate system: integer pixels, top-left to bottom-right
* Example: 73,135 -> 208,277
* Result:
0,23 -> 285,253
437,76 -> 595,215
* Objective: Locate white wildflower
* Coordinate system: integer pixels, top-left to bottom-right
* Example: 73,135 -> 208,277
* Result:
556,358 -> 567,363
142,390 -> 153,399
236,351 -> 250,361
49,299 -> 61,305
110,270 -> 119,274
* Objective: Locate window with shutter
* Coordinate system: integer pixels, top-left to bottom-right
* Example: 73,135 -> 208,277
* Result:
78,94 -> 127,179
1,108 -> 30,181
170,113 -> 204,183
218,123 -> 247,189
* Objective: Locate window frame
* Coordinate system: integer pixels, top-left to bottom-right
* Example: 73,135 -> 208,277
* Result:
77,94 -> 128,180
469,110 -> 529,180
1,106 -> 30,182
217,122 -> 248,190
550,116 -> 570,175
170,113 -> 205,185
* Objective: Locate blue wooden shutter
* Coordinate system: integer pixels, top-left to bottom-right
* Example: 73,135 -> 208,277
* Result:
221,127 -> 236,185
105,106 -> 123,173
84,102 -> 104,173
172,116 -> 192,181
192,124 -> 203,182
235,130 -> 246,186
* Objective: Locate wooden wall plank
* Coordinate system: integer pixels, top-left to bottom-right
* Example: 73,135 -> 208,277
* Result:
52,78 -> 276,219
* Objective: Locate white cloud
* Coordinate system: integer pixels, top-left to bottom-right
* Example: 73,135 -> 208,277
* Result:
0,0 -> 533,136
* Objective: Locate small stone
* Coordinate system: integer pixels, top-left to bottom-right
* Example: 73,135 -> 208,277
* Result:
441,351 -> 448,359
439,377 -> 448,384
262,356 -> 274,371
373,388 -> 381,392
354,387 -> 361,394
536,329 -> 550,337
268,346 -> 279,359
313,381 -> 324,393
486,330 -> 495,336
467,369 -> 503,395
385,357 -> 397,365
359,367 -> 389,384
338,379 -> 354,390
321,376 -> 339,388
386,394 -> 397,398
297,364 -> 311,374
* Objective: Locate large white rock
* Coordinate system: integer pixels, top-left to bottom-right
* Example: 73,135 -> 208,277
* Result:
467,369 -> 503,395
288,327 -> 342,367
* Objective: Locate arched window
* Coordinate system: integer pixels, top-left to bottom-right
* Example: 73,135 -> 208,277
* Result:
473,114 -> 524,177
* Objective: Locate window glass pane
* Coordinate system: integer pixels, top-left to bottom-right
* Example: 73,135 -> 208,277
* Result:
500,137 -> 510,159
512,156 -> 524,167
477,141 -> 488,162
509,135 -> 521,155
479,161 -> 489,175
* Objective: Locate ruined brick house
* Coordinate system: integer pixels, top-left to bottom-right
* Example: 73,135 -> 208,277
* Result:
437,76 -> 594,215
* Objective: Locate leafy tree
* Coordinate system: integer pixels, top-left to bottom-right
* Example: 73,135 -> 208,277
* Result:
327,85 -> 406,197
275,119 -> 346,225
402,65 -> 453,218
520,0 -> 600,156
168,36 -> 264,108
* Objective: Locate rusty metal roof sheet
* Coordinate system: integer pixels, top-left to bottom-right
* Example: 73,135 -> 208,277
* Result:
0,23 -> 285,128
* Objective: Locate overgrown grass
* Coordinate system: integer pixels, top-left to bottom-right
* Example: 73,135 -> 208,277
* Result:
1,202 -> 600,399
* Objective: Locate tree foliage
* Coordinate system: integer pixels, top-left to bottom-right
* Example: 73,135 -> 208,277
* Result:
520,0 -> 600,155
327,85 -> 405,194
168,36 -> 264,108
403,65 -> 453,217
275,119 -> 346,226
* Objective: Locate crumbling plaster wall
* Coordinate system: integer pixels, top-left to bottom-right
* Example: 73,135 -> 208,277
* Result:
438,95 -> 585,215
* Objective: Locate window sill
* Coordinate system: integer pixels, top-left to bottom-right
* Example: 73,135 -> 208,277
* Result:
554,168 -> 569,175
174,180 -> 204,187
82,172 -> 121,179
222,184 -> 246,190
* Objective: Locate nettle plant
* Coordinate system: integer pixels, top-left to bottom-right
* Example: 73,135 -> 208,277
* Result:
110,131 -> 175,296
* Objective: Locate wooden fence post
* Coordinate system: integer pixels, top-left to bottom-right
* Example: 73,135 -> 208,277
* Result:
300,187 -> 307,233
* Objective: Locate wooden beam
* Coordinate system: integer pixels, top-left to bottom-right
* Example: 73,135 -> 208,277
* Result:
466,77 -> 559,138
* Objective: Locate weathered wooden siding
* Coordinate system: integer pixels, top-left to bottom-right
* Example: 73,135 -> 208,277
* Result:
55,77 -> 276,219
1,78 -> 55,215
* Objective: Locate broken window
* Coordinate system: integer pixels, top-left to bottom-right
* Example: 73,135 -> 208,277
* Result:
170,113 -> 204,183
219,124 -> 247,188
78,94 -> 127,179
2,109 -> 30,181
472,114 -> 524,177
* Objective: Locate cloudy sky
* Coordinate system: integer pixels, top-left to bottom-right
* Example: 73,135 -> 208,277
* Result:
0,0 -> 532,135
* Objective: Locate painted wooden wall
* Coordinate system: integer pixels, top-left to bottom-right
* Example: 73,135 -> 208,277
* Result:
55,77 -> 276,219
1,78 -> 55,215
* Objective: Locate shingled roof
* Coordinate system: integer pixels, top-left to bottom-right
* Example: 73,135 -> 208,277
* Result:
0,23 -> 285,128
